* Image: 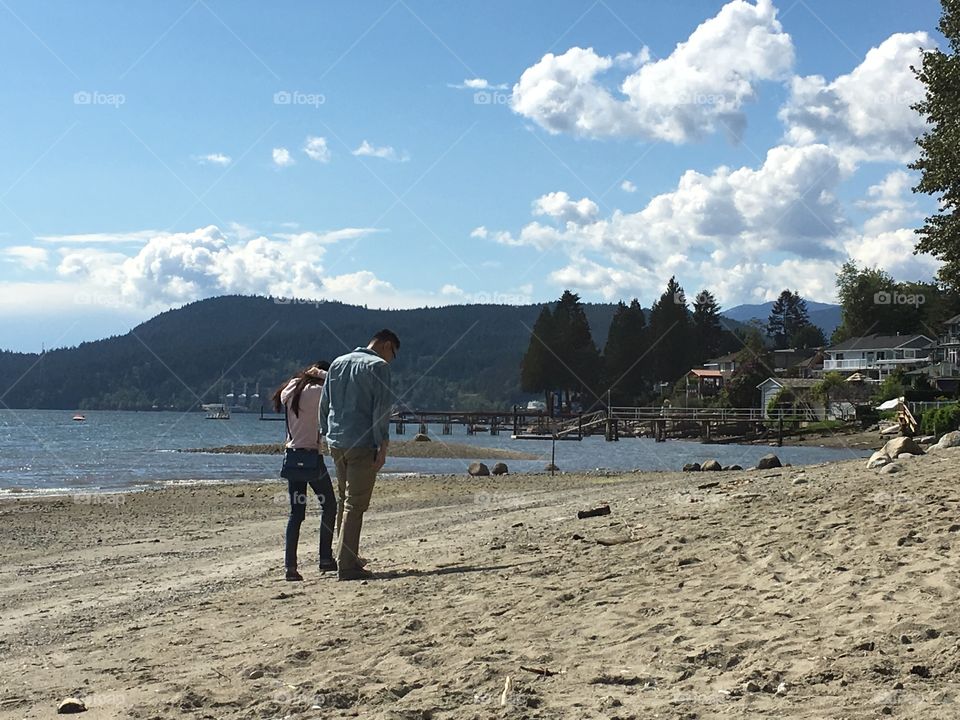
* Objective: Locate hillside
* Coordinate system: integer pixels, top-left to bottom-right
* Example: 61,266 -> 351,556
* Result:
0,296 -> 621,410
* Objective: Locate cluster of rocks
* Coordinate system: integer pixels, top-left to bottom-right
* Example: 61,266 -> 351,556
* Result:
682,453 -> 782,472
866,431 -> 960,474
467,462 -> 509,476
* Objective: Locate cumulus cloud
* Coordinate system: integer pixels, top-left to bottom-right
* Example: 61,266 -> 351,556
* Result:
272,147 -> 294,167
352,140 -> 409,162
779,32 -> 935,164
474,143 -> 933,304
196,153 -> 231,166
303,136 -> 331,163
2,246 -> 49,270
533,191 -> 599,225
55,225 -> 382,307
511,0 -> 794,142
621,180 -> 637,193
857,170 -> 922,236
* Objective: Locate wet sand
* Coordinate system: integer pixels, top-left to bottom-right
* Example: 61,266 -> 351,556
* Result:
2,450 -> 960,718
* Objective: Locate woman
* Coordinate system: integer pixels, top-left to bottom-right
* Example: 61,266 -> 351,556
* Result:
272,361 -> 338,581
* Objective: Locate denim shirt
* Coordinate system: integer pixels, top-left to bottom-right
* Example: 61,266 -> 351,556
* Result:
319,347 -> 393,450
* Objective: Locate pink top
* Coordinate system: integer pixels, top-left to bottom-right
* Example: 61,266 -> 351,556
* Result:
280,371 -> 327,450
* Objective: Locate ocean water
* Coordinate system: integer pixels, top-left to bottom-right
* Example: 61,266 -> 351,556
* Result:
0,409 -> 870,496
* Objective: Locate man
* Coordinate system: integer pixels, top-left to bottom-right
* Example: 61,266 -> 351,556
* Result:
319,329 -> 399,581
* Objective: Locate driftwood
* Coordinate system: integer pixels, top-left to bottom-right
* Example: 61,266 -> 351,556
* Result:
520,665 -> 560,677
577,505 -> 611,519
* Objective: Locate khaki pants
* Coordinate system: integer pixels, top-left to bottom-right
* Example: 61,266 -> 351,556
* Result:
330,447 -> 378,571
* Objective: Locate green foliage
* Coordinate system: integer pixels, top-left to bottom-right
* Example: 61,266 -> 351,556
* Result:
872,370 -> 908,405
602,299 -> 647,404
832,260 -> 960,341
921,404 -> 960,434
520,305 -> 557,408
552,290 -> 602,406
647,277 -> 694,384
691,290 -> 723,364
766,290 -> 811,349
911,0 -> 960,289
790,323 -> 826,349
721,352 -> 772,408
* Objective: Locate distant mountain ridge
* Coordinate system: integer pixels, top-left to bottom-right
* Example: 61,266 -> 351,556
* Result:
722,300 -> 842,338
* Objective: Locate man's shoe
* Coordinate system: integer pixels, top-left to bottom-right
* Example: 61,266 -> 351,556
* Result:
285,568 -> 304,582
337,567 -> 374,582
318,558 -> 338,572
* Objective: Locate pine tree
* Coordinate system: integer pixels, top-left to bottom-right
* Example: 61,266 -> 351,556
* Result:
767,290 -> 811,349
691,290 -> 723,365
911,0 -> 960,288
647,277 -> 693,385
602,299 -> 647,404
520,305 -> 558,411
551,290 -> 601,410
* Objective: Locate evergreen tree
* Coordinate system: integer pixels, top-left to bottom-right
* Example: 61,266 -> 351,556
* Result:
766,289 -> 810,349
647,277 -> 693,384
691,289 -> 723,364
911,0 -> 960,288
602,299 -> 647,404
551,290 -> 601,409
790,323 -> 826,349
520,305 -> 559,412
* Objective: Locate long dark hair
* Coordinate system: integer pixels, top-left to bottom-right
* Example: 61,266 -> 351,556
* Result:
271,360 -> 330,416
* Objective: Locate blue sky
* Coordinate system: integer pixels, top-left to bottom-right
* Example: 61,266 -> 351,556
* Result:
0,0 -> 947,352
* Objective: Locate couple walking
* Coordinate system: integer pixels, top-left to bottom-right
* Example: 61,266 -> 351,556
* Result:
273,329 -> 400,582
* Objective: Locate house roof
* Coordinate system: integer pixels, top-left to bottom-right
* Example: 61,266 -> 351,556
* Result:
688,369 -> 723,378
756,377 -> 820,390
707,351 -> 739,364
945,314 -> 960,325
827,334 -> 934,352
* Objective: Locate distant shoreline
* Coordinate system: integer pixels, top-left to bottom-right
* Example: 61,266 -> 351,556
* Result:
182,439 -> 538,460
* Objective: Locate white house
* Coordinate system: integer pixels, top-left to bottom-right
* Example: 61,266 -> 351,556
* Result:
823,334 -> 934,379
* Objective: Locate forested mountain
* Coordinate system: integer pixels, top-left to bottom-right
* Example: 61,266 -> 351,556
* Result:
0,296 -> 630,410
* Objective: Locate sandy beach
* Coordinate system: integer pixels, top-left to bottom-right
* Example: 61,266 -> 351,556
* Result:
2,448 -> 960,719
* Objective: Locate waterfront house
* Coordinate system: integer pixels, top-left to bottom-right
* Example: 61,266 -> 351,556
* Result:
684,368 -> 724,401
822,334 -> 934,379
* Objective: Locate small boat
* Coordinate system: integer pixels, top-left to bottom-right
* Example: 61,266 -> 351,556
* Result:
72,414 -> 86,422
202,403 -> 231,420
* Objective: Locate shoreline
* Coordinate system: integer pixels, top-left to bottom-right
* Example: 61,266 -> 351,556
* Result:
3,451 -> 960,718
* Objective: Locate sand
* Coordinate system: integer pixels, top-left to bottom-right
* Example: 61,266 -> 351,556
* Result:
2,449 -> 960,719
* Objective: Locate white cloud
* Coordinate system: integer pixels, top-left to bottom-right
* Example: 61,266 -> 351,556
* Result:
352,140 -> 409,162
511,0 -> 794,142
304,136 -> 331,163
858,170 -> 922,236
53,225 -> 384,308
197,153 -> 231,166
532,191 -> 599,225
474,143 -> 907,304
2,246 -> 49,270
272,147 -> 294,167
449,78 -> 508,90
779,32 -> 936,165
621,180 -> 637,193
36,230 -> 161,245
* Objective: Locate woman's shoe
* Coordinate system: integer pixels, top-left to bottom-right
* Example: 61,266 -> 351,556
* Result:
318,559 -> 338,572
285,567 -> 304,581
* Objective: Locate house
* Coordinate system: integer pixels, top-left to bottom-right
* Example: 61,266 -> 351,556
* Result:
771,348 -> 818,376
937,314 -> 960,364
756,378 -> 822,419
703,351 -> 739,375
684,368 -> 724,400
823,334 -> 934,379
904,361 -> 960,394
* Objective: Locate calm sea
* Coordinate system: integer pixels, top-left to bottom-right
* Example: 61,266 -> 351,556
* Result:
0,409 -> 869,496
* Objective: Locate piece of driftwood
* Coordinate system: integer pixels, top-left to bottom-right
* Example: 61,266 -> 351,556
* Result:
595,536 -> 639,546
520,665 -> 560,677
577,505 -> 611,519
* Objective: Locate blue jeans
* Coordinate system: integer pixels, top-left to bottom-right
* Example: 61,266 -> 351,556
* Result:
284,457 -> 337,569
